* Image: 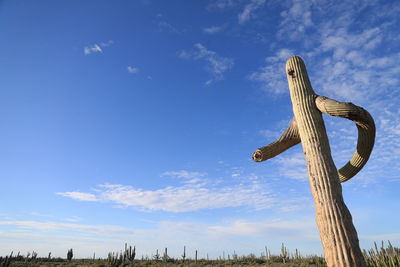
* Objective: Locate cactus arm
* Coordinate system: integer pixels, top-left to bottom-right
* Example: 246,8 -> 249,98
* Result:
315,96 -> 376,182
252,119 -> 300,162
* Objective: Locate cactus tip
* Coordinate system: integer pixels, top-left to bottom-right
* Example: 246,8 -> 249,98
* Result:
252,150 -> 263,162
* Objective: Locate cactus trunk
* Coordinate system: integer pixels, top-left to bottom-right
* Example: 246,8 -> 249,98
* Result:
286,56 -> 365,267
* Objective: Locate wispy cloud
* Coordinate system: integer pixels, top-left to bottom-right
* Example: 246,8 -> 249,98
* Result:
57,180 -> 274,212
28,211 -> 55,218
0,220 -> 130,236
64,216 -> 82,222
84,44 -> 102,55
162,170 -> 207,179
99,40 -> 113,47
248,49 -> 293,94
258,129 -> 280,139
238,0 -> 266,24
277,0 -> 313,41
277,152 -> 308,181
162,170 -> 207,185
207,0 -> 238,11
154,14 -> 181,34
83,40 -> 113,55
203,25 -> 224,34
208,218 -> 317,240
179,43 -> 234,86
56,191 -> 99,202
127,66 -> 139,74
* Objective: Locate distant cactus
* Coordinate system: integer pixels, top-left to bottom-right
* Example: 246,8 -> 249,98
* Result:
107,252 -> 123,267
295,248 -> 302,260
67,248 -> 73,261
364,241 -> 400,267
163,247 -> 169,261
181,246 -> 186,262
163,248 -> 169,267
265,246 -> 270,260
281,243 -> 288,263
123,243 -> 135,262
153,249 -> 160,261
0,252 -> 13,267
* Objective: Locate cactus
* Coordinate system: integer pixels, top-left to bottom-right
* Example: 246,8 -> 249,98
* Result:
295,248 -> 302,261
123,243 -> 135,262
153,249 -> 160,261
0,252 -> 13,267
252,56 -> 375,267
163,247 -> 169,266
264,246 -> 270,261
315,96 -> 375,182
67,248 -> 73,261
363,241 -> 400,267
181,246 -> 186,262
281,243 -> 288,263
108,252 -> 123,267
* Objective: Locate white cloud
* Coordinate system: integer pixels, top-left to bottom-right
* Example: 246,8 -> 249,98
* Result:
100,40 -> 114,47
162,170 -> 207,185
154,14 -> 181,34
265,49 -> 294,63
56,192 -> 98,202
64,216 -> 82,223
277,152 -> 308,181
320,27 -> 382,59
0,220 -> 130,236
83,40 -> 114,55
238,0 -> 266,24
84,44 -> 102,55
207,0 -> 238,11
248,49 -> 293,94
203,25 -> 224,34
208,218 -> 318,240
28,211 -> 55,218
277,0 -> 314,41
58,181 -> 275,212
178,50 -> 191,59
180,43 -> 234,86
258,129 -> 280,139
127,66 -> 139,74
162,170 -> 207,179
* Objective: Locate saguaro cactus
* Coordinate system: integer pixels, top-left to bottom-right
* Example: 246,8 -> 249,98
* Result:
253,56 -> 375,267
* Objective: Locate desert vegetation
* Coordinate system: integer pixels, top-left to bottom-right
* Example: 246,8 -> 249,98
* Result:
1,241 -> 399,267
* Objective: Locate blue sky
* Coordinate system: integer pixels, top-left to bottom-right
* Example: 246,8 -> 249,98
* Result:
1,0 -> 399,259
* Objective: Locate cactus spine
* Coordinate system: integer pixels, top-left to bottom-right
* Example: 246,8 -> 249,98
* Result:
253,56 -> 375,267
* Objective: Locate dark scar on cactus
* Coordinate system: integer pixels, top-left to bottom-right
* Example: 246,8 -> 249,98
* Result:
288,69 -> 295,78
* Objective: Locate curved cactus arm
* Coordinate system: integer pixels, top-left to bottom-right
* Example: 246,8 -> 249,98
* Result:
315,96 -> 376,182
252,119 -> 301,162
